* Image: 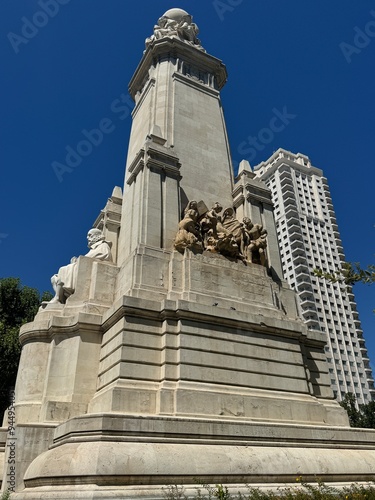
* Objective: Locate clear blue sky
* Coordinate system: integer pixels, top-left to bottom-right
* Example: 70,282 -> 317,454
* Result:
1,1 -> 374,369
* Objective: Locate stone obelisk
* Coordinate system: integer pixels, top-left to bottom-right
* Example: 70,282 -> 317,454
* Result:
3,8 -> 375,500
116,8 -> 234,274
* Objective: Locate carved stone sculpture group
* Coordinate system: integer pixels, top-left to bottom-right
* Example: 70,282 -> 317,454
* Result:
145,11 -> 204,51
174,201 -> 268,266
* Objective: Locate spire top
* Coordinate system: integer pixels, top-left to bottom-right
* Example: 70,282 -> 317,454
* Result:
238,160 -> 254,178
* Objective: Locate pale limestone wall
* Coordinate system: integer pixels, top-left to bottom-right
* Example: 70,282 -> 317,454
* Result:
126,78 -> 155,163
11,414 -> 375,499
88,289 -> 337,425
116,245 -> 296,316
14,341 -> 50,423
65,257 -> 118,309
39,330 -> 102,423
172,73 -> 234,208
15,318 -> 103,425
169,250 -> 277,308
3,425 -> 55,493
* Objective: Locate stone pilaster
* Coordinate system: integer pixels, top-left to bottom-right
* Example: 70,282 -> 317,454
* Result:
234,159 -> 283,280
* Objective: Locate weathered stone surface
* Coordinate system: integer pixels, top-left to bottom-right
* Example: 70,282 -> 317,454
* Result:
10,415 -> 375,498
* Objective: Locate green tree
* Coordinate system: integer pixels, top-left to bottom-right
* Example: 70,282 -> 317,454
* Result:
340,392 -> 375,429
339,392 -> 362,427
358,400 -> 375,429
314,262 -> 375,286
0,277 -> 52,420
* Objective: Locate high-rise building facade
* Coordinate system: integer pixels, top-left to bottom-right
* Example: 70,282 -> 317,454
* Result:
253,148 -> 375,404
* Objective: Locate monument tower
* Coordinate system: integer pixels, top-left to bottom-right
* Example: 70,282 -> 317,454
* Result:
2,8 -> 375,499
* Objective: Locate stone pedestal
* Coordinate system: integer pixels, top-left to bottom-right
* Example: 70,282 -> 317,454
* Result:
9,415 -> 375,499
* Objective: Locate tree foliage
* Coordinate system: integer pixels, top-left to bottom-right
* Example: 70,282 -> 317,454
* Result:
314,262 -> 375,286
340,392 -> 375,428
0,277 -> 52,420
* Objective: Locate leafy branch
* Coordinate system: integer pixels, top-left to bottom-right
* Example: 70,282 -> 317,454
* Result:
314,262 -> 375,286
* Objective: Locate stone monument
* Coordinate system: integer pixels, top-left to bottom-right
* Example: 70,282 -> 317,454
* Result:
2,7 -> 375,499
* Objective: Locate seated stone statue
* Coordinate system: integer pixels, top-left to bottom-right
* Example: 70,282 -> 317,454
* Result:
49,229 -> 112,304
221,207 -> 249,257
215,232 -> 240,259
174,208 -> 203,253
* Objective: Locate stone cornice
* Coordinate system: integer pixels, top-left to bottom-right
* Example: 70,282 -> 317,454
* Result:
126,148 -> 145,185
233,179 -> 273,206
52,413 -> 375,449
126,143 -> 182,185
172,71 -> 220,98
101,295 -> 312,344
129,37 -> 227,98
19,311 -> 103,346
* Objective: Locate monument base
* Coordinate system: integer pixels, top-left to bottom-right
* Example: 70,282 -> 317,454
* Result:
5,251 -> 363,497
11,413 -> 375,499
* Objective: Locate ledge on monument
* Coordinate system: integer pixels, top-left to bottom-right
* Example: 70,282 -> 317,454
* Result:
49,410 -> 360,446
19,310 -> 103,345
130,36 -> 228,98
102,292 -> 307,342
20,434 -> 375,493
112,244 -> 301,326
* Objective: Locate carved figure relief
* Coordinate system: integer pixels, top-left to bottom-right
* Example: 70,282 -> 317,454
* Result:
245,222 -> 268,266
174,201 -> 268,266
221,207 -> 248,256
174,203 -> 204,253
49,229 -> 112,304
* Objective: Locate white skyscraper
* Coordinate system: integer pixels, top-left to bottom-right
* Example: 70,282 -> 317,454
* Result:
253,148 -> 374,404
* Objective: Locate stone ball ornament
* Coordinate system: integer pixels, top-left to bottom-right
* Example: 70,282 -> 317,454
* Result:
163,8 -> 190,21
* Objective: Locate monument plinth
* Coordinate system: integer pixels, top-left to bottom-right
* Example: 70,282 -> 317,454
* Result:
2,8 -> 375,499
